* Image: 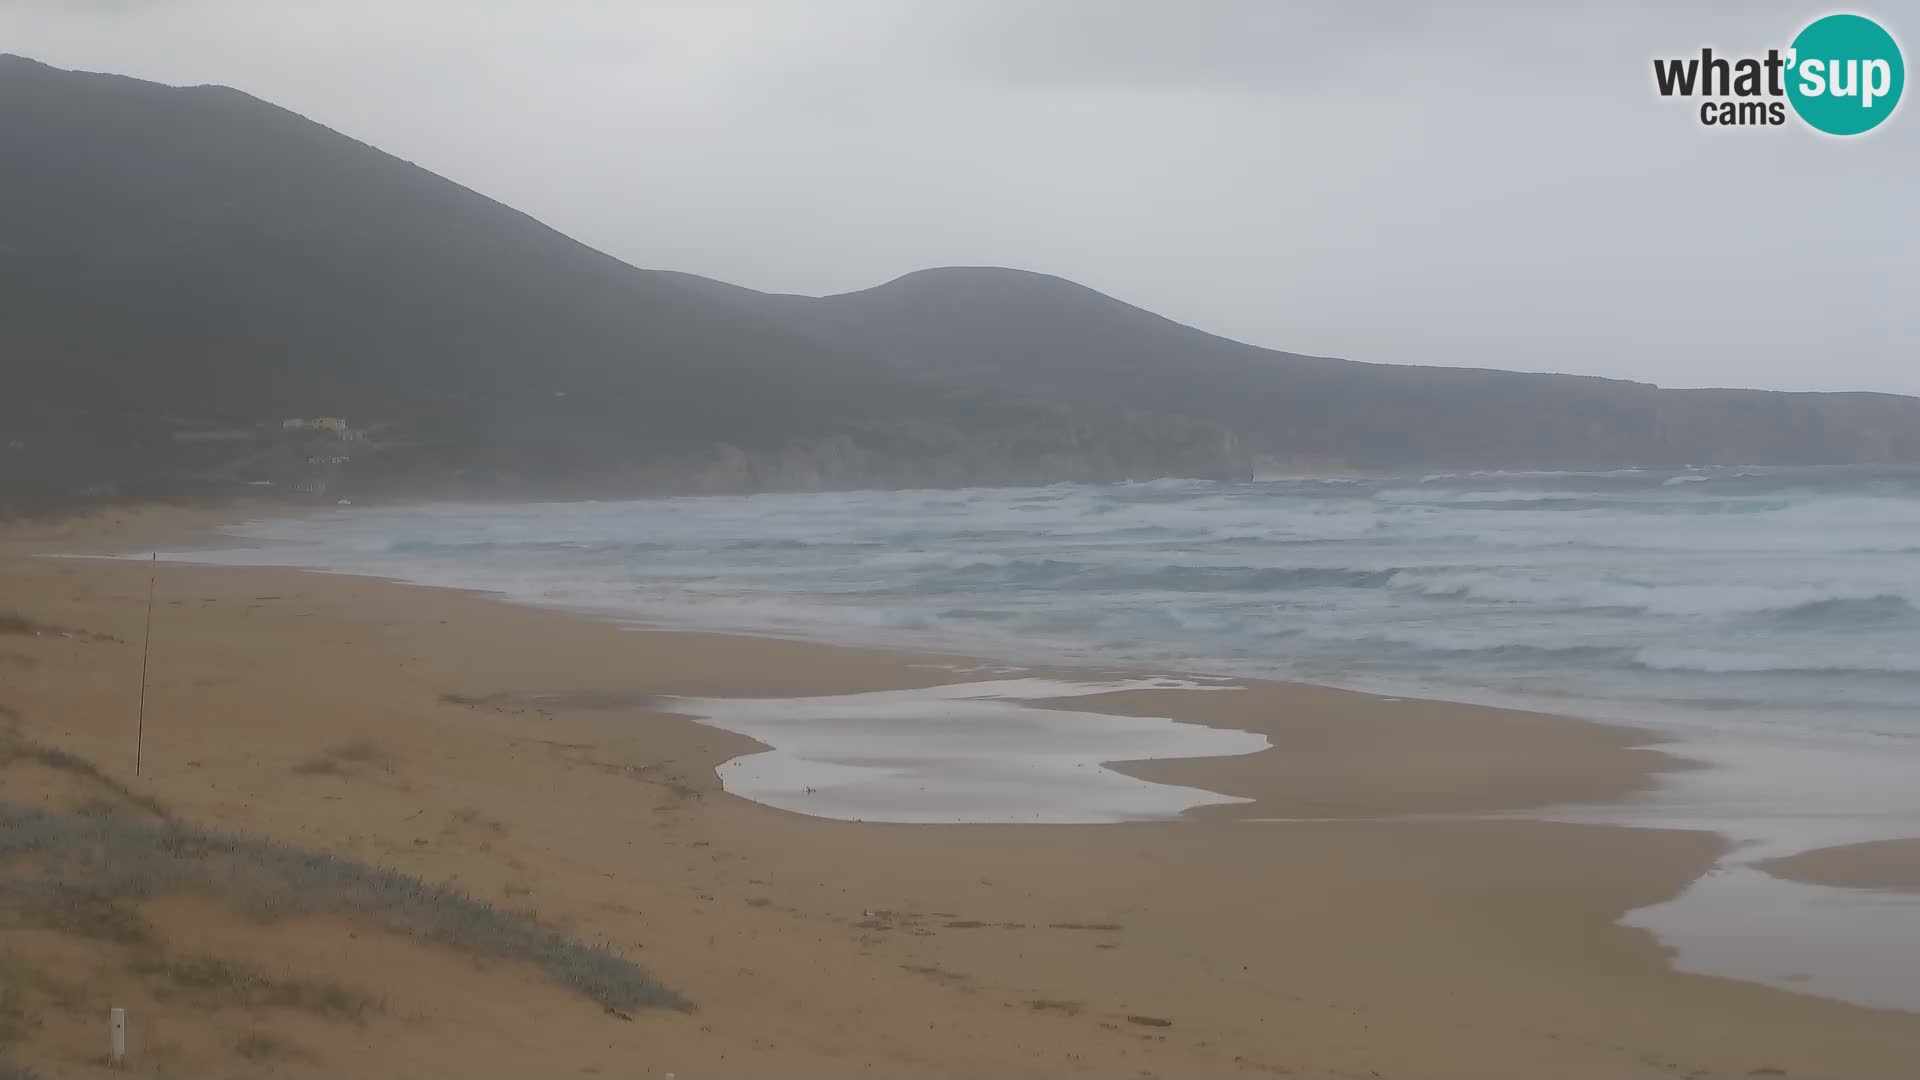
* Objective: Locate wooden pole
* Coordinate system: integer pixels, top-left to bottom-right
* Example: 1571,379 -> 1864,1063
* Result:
110,1007 -> 126,1066
135,553 -> 156,777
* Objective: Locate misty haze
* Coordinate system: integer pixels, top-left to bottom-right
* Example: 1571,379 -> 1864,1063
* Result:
1,3 -> 1917,1079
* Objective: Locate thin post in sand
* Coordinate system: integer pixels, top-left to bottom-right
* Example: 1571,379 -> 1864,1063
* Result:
109,1006 -> 126,1066
135,552 -> 156,777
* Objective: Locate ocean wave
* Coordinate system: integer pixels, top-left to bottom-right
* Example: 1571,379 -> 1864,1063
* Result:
916,560 -> 1402,593
1769,594 -> 1918,625
1116,476 -> 1219,490
1631,646 -> 1920,677
1283,629 -> 1920,680
723,537 -> 849,551
1078,565 -> 1401,593
383,538 -> 672,556
919,557 -> 1084,584
1304,636 -> 1633,665
1292,633 -> 1920,681
1376,487 -> 1613,505
1384,570 -> 1917,618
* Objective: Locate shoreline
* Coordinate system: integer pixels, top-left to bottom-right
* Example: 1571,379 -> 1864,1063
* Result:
118,502 -> 1920,855
30,503 -> 1700,824
6,503 -> 1920,1075
87,493 -> 1896,789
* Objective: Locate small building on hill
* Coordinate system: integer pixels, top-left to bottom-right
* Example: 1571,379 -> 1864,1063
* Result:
281,417 -> 349,433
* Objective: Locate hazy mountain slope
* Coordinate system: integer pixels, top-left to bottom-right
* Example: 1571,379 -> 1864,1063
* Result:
0,59 -> 821,418
0,56 -> 1242,505
2,55 -> 1913,511
803,267 -> 1920,470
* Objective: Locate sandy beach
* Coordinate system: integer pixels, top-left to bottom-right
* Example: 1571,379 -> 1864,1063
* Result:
5,504 -> 1920,1078
1759,840 -> 1920,894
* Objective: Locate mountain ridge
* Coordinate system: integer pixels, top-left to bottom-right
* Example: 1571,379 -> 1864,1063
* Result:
2,54 -> 1915,510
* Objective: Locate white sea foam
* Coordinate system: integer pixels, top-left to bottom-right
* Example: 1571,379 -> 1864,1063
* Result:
657,678 -> 1262,824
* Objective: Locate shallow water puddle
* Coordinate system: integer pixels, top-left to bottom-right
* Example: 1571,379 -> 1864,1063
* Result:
1542,734 -> 1920,1013
1626,864 -> 1920,1012
654,677 -> 1265,824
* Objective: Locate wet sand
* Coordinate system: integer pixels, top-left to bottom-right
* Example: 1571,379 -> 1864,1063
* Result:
1760,839 -> 1920,893
5,504 -> 1920,1077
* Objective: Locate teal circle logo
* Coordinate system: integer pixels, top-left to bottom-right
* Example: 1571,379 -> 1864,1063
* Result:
1786,14 -> 1904,135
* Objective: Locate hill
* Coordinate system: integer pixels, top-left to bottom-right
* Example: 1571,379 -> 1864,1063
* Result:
3,55 -> 1915,509
0,55 -> 1241,509
797,267 -> 1920,471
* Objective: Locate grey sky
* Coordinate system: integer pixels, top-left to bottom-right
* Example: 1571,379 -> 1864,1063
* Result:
4,1 -> 1915,393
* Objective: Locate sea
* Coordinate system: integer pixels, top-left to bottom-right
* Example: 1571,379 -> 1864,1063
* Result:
175,464 -> 1920,742
143,463 -> 1920,1010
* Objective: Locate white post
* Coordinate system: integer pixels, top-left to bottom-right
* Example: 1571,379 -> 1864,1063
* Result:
109,1007 -> 126,1066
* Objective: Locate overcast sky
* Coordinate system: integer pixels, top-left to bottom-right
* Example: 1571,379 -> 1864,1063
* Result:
4,1 -> 1915,393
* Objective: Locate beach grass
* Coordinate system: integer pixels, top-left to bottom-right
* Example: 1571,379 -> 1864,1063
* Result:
0,801 -> 684,1012
133,952 -> 382,1021
0,730 -> 169,819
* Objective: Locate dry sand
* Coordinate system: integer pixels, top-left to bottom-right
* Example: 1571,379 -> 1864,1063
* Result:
4,503 -> 1920,1078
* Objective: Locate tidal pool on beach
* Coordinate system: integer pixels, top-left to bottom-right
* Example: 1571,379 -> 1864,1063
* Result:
1541,733 -> 1920,1014
653,677 -> 1266,824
